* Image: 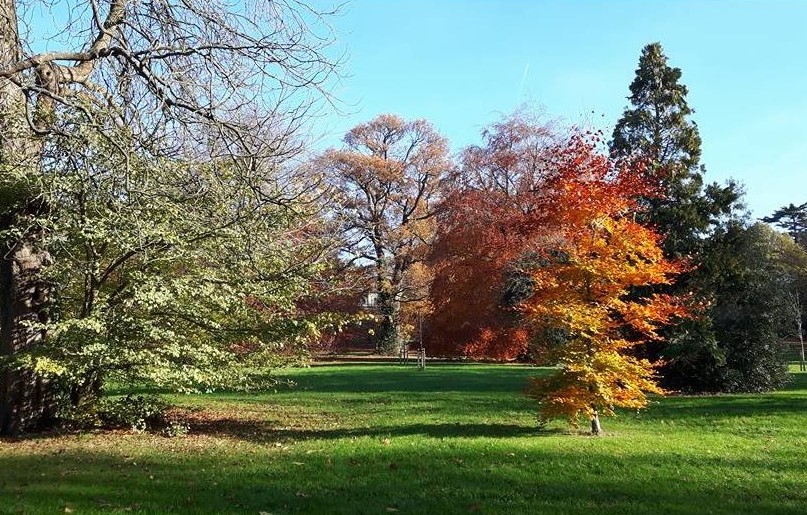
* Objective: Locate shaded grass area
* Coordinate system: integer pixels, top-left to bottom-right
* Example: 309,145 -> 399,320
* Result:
2,364 -> 806,514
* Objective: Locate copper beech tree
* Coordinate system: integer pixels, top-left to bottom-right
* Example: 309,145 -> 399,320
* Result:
426,112 -> 557,359
321,115 -> 452,351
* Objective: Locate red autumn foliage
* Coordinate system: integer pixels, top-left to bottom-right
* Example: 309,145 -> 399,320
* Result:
427,113 -> 690,428
425,113 -> 675,363
425,112 -> 560,360
426,188 -> 533,359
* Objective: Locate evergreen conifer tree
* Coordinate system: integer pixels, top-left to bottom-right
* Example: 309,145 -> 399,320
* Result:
610,42 -> 740,258
610,43 -> 755,392
763,202 -> 807,247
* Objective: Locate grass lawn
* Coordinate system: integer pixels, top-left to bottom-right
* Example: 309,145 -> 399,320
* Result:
1,364 -> 806,514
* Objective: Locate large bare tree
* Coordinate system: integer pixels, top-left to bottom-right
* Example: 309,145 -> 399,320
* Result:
0,0 -> 338,435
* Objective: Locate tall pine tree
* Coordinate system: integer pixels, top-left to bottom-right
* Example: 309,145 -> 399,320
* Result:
610,42 -> 740,258
610,43 -> 750,392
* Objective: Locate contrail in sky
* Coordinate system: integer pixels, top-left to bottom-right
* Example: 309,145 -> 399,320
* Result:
518,62 -> 530,100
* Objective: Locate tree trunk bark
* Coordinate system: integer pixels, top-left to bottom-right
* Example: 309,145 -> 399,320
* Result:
794,293 -> 805,372
0,209 -> 58,436
590,410 -> 603,436
376,289 -> 401,354
0,0 -> 58,435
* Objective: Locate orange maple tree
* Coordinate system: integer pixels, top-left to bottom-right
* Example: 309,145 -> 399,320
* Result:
519,135 -> 688,434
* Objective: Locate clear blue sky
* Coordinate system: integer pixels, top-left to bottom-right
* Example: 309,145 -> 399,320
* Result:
320,0 -> 807,219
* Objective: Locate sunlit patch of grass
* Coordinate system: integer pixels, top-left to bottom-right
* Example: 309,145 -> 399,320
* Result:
2,364 -> 806,514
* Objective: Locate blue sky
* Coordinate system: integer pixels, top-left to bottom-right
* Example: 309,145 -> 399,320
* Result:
320,0 -> 807,219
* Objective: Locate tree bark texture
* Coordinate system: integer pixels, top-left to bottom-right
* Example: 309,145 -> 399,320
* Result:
0,0 -> 56,435
590,411 -> 603,436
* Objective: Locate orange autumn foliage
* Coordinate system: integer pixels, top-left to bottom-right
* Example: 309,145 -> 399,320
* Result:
428,118 -> 688,424
516,136 -> 688,425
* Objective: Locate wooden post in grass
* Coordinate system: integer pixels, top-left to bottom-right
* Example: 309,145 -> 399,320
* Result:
798,296 -> 805,372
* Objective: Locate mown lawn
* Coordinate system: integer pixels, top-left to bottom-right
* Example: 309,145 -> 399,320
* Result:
1,364 -> 806,514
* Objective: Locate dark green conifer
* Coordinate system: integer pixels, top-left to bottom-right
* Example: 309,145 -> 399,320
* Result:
610,42 -> 740,258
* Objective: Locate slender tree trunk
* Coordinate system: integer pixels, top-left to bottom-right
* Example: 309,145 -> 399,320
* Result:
590,409 -> 603,436
0,0 -> 58,435
69,369 -> 103,408
796,294 -> 805,372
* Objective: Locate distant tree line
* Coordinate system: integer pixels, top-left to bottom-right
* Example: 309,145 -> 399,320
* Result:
316,43 -> 807,432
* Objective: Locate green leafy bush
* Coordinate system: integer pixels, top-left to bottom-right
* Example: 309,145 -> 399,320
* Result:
98,395 -> 169,432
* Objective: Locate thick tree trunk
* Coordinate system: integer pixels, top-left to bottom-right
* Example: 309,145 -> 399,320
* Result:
0,0 -> 58,435
372,251 -> 403,354
0,235 -> 56,434
0,190 -> 58,436
376,289 -> 401,354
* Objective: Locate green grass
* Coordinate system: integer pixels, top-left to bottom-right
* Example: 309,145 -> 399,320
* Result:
2,364 -> 807,514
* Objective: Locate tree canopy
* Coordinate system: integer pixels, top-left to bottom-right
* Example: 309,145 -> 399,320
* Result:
763,203 -> 807,246
321,114 -> 452,352
0,0 -> 339,435
522,136 -> 687,433
426,112 -> 558,360
609,42 -> 741,258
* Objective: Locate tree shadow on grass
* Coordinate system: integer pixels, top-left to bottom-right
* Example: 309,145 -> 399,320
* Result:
182,414 -> 552,444
784,370 -> 807,390
1,444 -> 804,515
633,391 -> 807,423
